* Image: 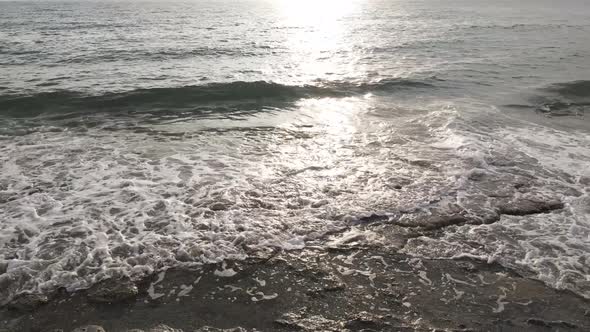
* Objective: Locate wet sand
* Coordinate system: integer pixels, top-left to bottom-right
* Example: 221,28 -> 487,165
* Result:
1,243 -> 589,332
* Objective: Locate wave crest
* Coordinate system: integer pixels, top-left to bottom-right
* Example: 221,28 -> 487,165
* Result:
543,80 -> 590,99
505,80 -> 590,118
0,79 -> 436,117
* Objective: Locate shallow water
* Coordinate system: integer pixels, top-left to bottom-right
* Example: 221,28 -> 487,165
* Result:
0,0 -> 589,304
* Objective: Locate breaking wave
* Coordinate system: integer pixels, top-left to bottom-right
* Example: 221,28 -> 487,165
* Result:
505,80 -> 590,118
0,79 -> 437,118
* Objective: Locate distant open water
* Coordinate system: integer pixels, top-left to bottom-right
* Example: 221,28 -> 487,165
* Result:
0,0 -> 589,304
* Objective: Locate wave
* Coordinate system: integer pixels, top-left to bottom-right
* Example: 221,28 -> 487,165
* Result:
0,79 -> 436,117
542,80 -> 590,99
505,80 -> 590,118
536,81 -> 590,117
467,23 -> 586,29
53,47 -> 270,64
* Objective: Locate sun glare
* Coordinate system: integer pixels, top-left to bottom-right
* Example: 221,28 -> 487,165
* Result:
272,0 -> 363,84
276,0 -> 358,26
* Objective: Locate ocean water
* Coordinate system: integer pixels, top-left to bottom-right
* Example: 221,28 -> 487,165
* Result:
0,0 -> 589,304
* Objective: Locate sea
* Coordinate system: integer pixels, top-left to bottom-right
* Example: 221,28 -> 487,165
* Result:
0,0 -> 589,305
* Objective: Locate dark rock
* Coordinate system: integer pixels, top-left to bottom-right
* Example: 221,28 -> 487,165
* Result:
310,199 -> 328,208
467,170 -> 487,181
147,325 -> 182,332
0,193 -> 12,204
71,326 -> 106,332
274,312 -> 340,331
406,159 -> 432,168
152,325 -> 182,332
7,293 -> 48,311
497,199 -> 563,216
323,282 -> 345,292
209,202 -> 232,211
2,247 -> 590,332
194,327 -> 249,332
456,261 -> 476,272
175,250 -> 192,262
526,318 -> 577,328
273,317 -> 302,330
248,198 -> 276,209
67,227 -> 91,238
344,312 -> 389,330
421,214 -> 468,230
357,213 -> 389,224
87,277 -> 138,303
312,270 -> 346,292
112,243 -> 135,258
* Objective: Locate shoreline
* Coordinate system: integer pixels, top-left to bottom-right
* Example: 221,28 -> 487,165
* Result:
2,244 -> 589,332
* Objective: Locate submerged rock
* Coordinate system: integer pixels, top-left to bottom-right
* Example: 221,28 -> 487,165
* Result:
71,326 -> 106,332
208,201 -> 233,211
526,318 -> 577,329
2,248 -> 589,332
420,214 -> 468,230
497,198 -> 564,216
274,312 -> 342,331
344,312 -> 391,330
87,277 -> 138,303
147,325 -> 183,332
6,293 -> 48,311
194,327 -> 249,332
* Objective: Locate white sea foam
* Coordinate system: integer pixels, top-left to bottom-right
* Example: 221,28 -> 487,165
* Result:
402,112 -> 590,298
0,97 -> 588,303
0,98 -> 457,303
